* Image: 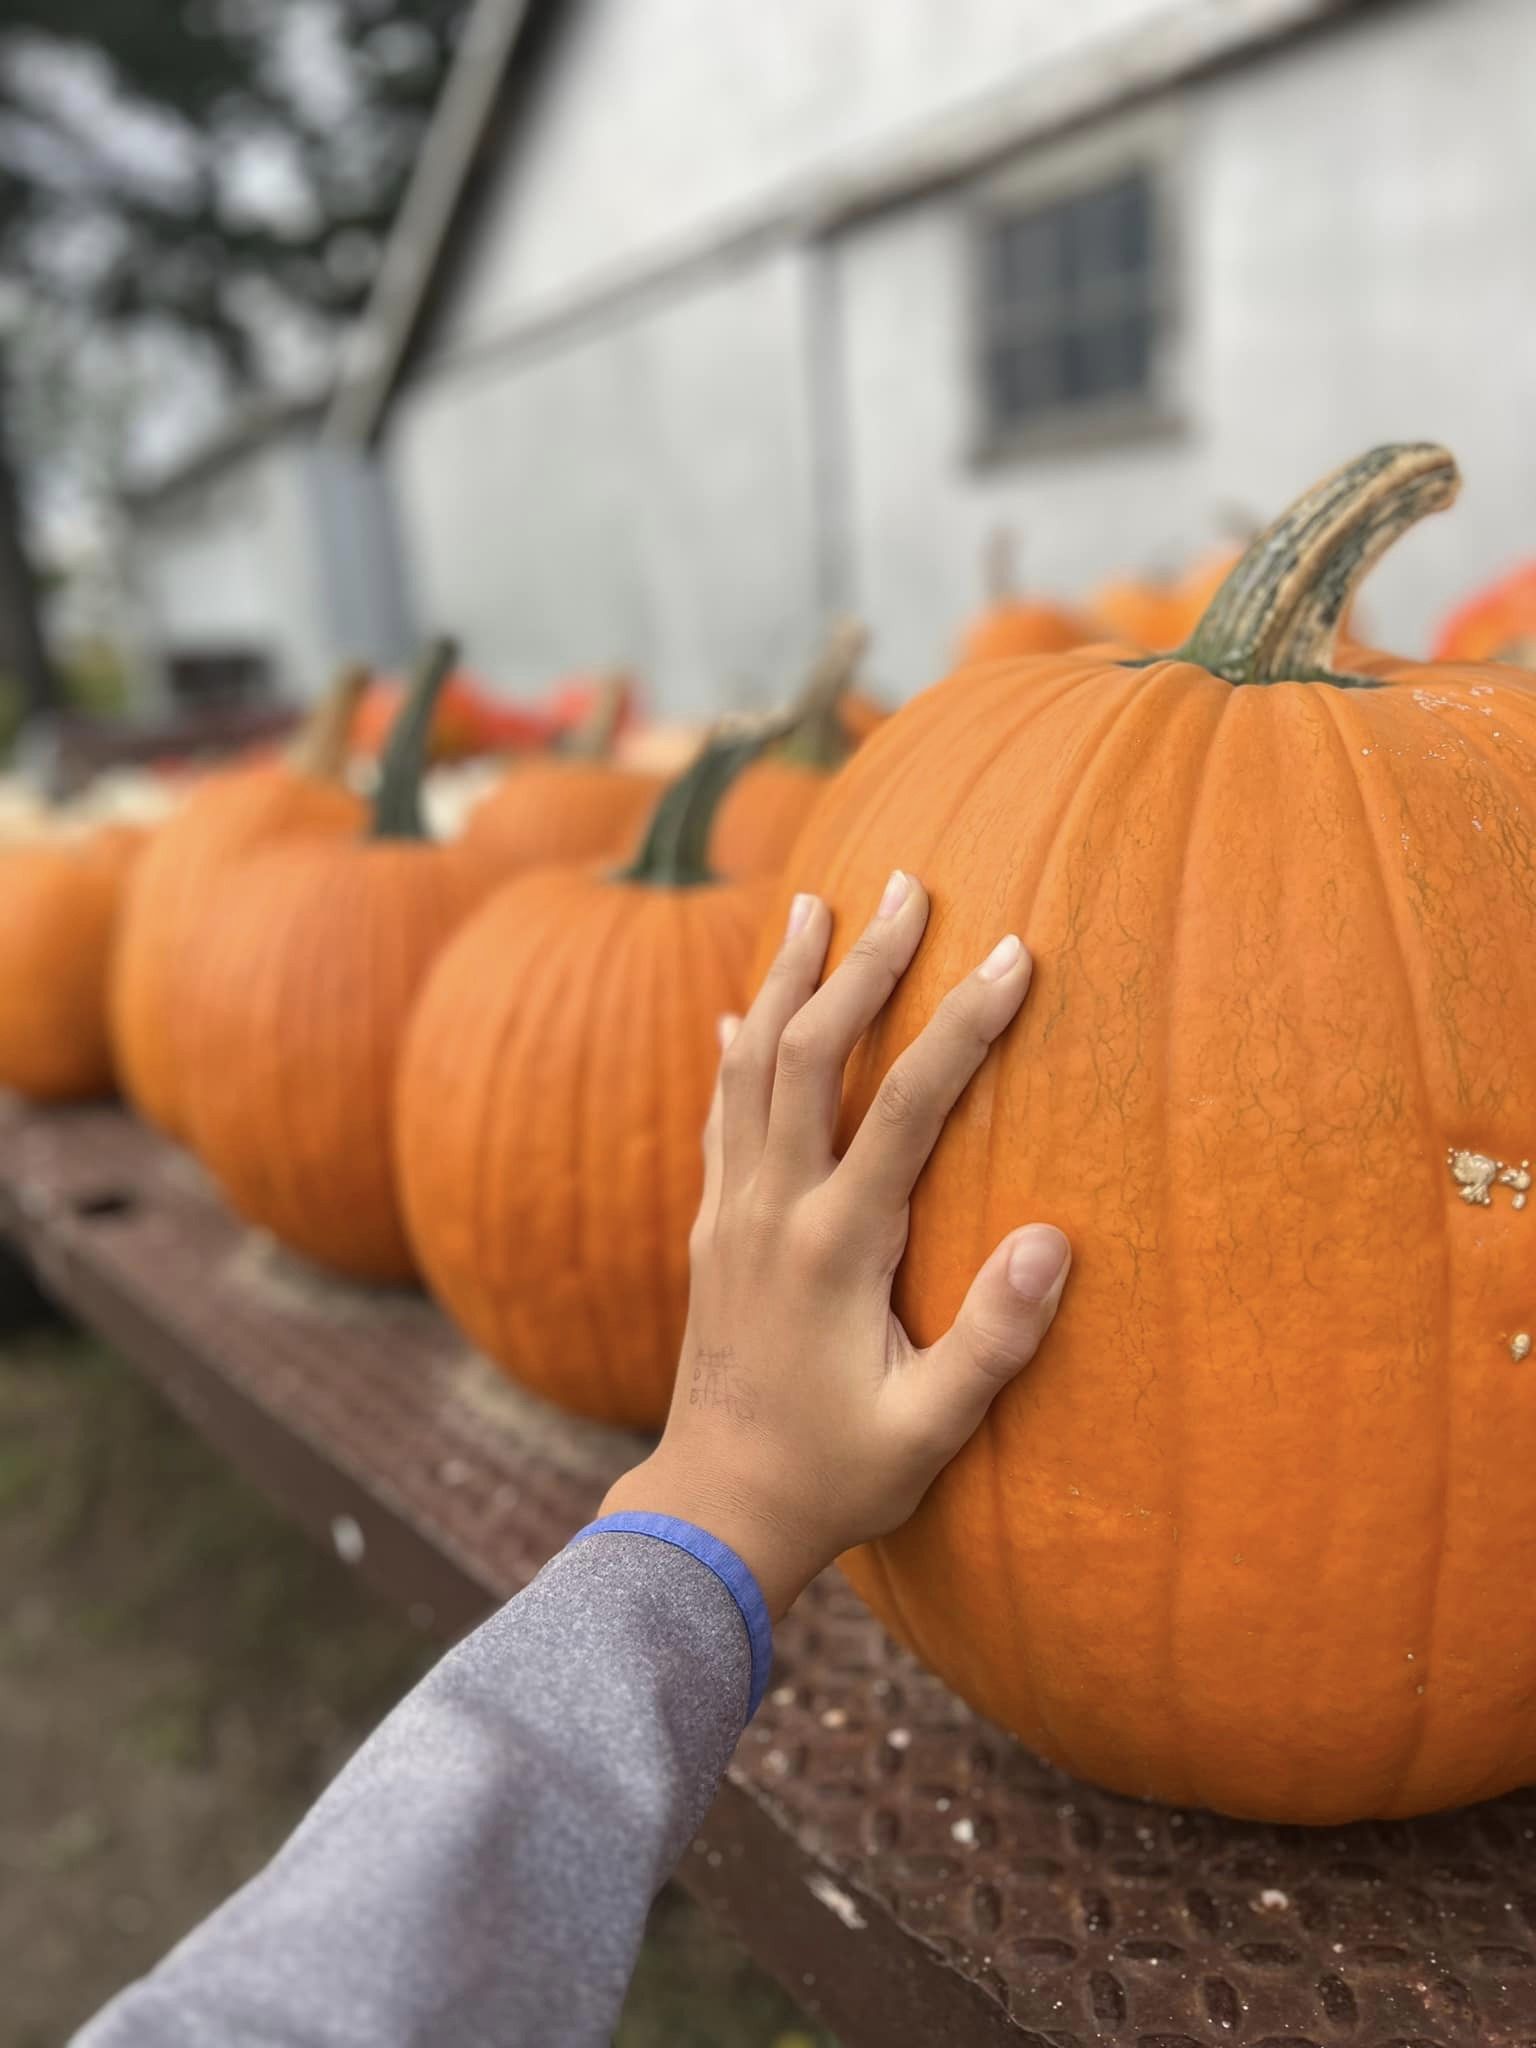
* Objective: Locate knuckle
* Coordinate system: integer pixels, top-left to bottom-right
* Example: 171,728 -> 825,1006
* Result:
788,1199 -> 843,1275
845,932 -> 896,984
774,1020 -> 820,1080
940,983 -> 993,1050
872,1063 -> 922,1131
964,1314 -> 1030,1385
735,1186 -> 781,1249
718,1035 -> 756,1088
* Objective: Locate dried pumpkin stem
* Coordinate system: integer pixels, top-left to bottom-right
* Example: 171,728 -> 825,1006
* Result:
372,636 -> 458,841
559,670 -> 631,761
620,718 -> 788,888
984,525 -> 1017,604
777,616 -> 867,771
286,660 -> 369,781
1176,443 -> 1460,686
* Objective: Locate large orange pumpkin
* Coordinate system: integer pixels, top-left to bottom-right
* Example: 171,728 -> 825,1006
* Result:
111,666 -> 368,1142
766,444 -> 1536,1824
710,620 -> 867,883
397,729 -> 774,1426
464,676 -> 664,874
1433,560 -> 1536,665
183,642 -> 491,1282
954,529 -> 1095,666
0,824 -> 146,1102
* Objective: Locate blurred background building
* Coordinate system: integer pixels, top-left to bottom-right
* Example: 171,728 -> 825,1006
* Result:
125,399 -> 412,706
9,0 -> 1536,721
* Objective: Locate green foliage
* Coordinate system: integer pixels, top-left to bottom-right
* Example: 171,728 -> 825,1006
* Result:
0,1 -> 468,369
0,642 -> 131,760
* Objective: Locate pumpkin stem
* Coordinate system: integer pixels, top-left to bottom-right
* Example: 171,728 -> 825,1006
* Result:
984,525 -> 1018,604
775,616 -> 867,771
559,670 -> 631,761
620,717 -> 789,888
285,660 -> 369,781
372,636 -> 457,840
1175,444 -> 1459,686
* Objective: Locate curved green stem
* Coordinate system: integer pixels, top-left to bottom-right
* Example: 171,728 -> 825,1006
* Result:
372,636 -> 457,840
620,720 -> 786,888
1174,444 -> 1459,687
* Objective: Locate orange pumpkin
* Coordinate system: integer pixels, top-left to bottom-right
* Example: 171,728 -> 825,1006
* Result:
0,824 -> 146,1102
954,529 -> 1095,666
710,620 -> 867,883
353,669 -> 551,762
183,642 -> 492,1282
1087,568 -> 1188,651
464,676 -> 665,874
1433,560 -> 1536,664
397,729 -> 774,1425
765,444 -> 1536,1824
112,667 -> 368,1142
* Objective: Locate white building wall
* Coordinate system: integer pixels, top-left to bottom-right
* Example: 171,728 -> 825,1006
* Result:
435,0 -> 1332,349
390,246 -> 820,712
133,438 -> 414,701
838,0 -> 1535,692
389,0 -> 1526,714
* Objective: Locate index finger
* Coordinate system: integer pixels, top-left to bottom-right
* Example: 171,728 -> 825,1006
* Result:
833,932 -> 1032,1214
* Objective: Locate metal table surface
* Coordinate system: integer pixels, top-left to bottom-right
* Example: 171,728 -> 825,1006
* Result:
3,1097 -> 1534,2047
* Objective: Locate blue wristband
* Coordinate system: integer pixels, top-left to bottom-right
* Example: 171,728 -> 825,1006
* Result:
571,1511 -> 774,1719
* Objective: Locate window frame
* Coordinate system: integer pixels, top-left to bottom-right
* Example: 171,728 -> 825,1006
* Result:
967,107 -> 1185,464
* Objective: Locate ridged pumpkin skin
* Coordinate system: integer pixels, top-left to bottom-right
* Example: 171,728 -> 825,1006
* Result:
0,827 -> 145,1102
183,836 -> 489,1281
397,868 -> 765,1425
180,643 -> 491,1283
464,761 -> 665,874
767,447 -> 1536,1823
112,768 -> 363,1140
710,759 -> 829,881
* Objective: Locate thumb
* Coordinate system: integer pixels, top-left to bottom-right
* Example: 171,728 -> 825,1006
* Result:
910,1224 -> 1071,1448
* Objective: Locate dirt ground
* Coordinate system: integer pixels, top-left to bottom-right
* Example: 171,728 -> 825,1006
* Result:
0,1321 -> 837,2048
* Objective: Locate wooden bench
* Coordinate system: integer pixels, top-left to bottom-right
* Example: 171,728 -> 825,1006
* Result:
3,1096 -> 1532,2046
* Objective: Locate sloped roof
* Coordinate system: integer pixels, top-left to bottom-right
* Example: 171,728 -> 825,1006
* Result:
122,393 -> 328,511
328,0 -> 1380,450
324,0 -> 561,449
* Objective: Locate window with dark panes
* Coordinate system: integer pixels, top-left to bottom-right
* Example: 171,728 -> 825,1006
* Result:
980,168 -> 1160,439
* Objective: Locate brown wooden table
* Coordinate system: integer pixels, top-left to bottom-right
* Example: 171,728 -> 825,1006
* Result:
3,1095 -> 1533,2046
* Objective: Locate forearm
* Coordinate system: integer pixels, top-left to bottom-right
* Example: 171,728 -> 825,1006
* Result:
75,1531 -> 760,2048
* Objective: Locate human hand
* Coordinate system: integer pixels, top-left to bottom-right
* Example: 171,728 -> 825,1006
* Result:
600,870 -> 1071,1617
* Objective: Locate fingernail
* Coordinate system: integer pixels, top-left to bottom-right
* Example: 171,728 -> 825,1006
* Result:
877,869 -> 910,918
977,933 -> 1023,982
1008,1225 -> 1069,1301
717,1014 -> 740,1050
786,893 -> 817,939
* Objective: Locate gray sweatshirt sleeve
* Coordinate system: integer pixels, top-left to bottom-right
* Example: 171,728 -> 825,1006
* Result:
73,1531 -> 757,2048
